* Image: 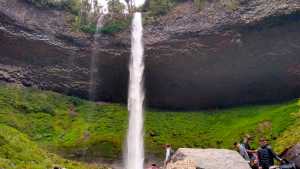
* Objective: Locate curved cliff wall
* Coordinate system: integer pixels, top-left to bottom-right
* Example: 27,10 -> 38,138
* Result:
0,0 -> 300,109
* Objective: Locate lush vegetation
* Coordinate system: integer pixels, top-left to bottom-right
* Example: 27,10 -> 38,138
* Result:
0,124 -> 105,169
0,84 -> 299,167
26,0 -> 97,33
145,0 -> 177,16
0,85 -> 127,161
146,102 -> 300,156
26,0 -> 242,34
27,0 -> 130,34
100,17 -> 131,34
98,0 -> 131,34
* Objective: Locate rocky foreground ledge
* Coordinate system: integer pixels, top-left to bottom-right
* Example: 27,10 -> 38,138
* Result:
166,148 -> 251,169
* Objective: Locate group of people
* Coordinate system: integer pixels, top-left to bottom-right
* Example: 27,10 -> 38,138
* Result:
148,137 -> 290,169
234,136 -> 286,169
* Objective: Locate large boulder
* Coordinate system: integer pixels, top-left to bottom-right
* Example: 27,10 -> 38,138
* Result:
166,148 -> 251,169
281,144 -> 300,168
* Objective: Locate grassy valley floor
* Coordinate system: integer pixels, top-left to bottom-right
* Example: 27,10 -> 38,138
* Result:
0,84 -> 300,168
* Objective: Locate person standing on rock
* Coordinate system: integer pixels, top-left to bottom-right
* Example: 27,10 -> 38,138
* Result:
243,136 -> 259,168
243,135 -> 256,159
164,144 -> 174,168
257,138 -> 283,169
234,142 -> 250,161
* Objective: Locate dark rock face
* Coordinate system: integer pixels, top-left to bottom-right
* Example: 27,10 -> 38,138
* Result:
143,1 -> 300,109
0,0 -> 300,109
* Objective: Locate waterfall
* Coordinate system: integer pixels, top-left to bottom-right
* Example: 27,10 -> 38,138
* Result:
125,12 -> 145,169
88,12 -> 105,100
96,14 -> 105,32
88,42 -> 98,101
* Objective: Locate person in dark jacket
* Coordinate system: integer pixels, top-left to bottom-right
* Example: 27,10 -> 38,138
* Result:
243,136 -> 257,159
257,138 -> 283,169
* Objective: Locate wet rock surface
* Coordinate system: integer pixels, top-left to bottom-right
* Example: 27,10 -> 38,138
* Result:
166,148 -> 251,169
1,0 -> 300,108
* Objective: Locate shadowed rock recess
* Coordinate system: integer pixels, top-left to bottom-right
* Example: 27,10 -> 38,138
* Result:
1,0 -> 300,109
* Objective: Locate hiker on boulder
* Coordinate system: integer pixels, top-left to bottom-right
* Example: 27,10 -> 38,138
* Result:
164,144 -> 174,168
257,138 -> 283,169
234,142 -> 250,161
243,136 -> 259,168
243,135 -> 257,159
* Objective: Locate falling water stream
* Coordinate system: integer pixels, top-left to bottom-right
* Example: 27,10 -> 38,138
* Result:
125,12 -> 145,169
88,13 -> 105,100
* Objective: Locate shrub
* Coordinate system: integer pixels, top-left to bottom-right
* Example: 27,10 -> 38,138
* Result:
69,96 -> 84,106
39,105 -> 55,116
0,135 -> 8,146
144,0 -> 186,16
80,23 -> 97,34
15,103 -> 32,114
63,0 -> 81,15
100,18 -> 131,34
15,103 -> 55,116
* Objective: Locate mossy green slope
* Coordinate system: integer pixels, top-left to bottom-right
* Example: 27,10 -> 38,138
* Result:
146,102 -> 299,156
0,84 -> 300,165
0,85 -> 127,161
0,124 -> 105,169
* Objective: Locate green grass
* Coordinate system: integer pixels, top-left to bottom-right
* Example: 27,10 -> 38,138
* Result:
0,85 -> 127,161
0,84 -> 300,165
145,102 -> 299,156
0,124 -> 105,169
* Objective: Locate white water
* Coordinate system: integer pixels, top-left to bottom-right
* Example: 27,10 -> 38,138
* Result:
89,12 -> 105,100
125,12 -> 145,169
96,13 -> 105,32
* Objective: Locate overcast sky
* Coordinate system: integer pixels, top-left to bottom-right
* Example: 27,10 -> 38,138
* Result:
133,0 -> 146,7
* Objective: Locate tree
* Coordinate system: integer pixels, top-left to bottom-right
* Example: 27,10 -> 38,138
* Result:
108,0 -> 126,16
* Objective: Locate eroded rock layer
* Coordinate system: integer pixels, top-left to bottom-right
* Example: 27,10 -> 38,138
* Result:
1,0 -> 300,109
